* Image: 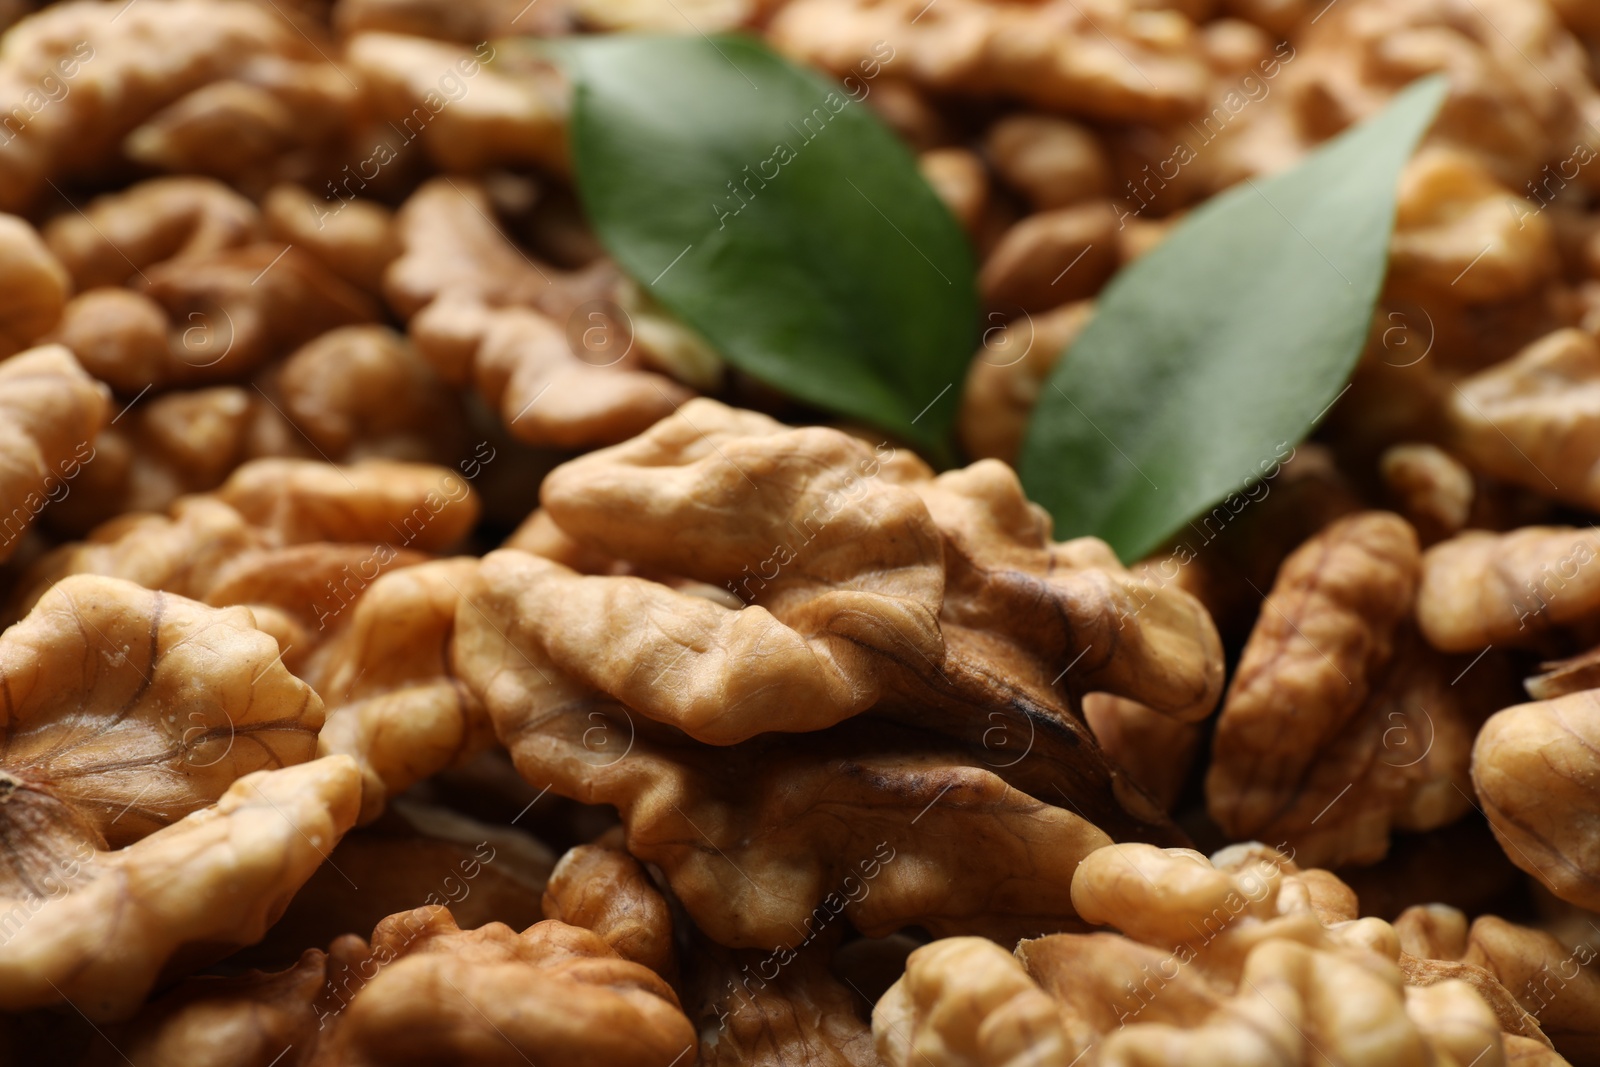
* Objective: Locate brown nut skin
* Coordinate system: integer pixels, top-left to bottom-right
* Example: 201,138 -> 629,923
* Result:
0,214 -> 69,358
919,147 -> 988,236
277,325 -> 469,464
0,573 -> 351,1019
262,184 -> 398,296
769,0 -> 1210,125
1209,512 -> 1513,867
985,114 -> 1112,210
346,33 -> 569,176
1379,443 -> 1474,545
0,0 -> 310,213
0,344 -> 109,562
1473,690 -> 1600,913
97,906 -> 696,1067
42,176 -> 261,291
979,202 -> 1120,313
542,838 -> 676,980
957,299 -> 1093,466
1447,330 -> 1600,514
308,558 -> 496,824
1416,526 -> 1600,652
335,0 -> 576,42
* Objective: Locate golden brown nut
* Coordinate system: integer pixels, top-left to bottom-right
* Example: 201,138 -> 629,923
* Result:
346,33 -> 568,175
0,214 -> 68,358
42,177 -> 261,291
0,0 -> 310,212
919,147 -> 988,236
1447,329 -> 1600,513
122,58 -> 361,194
1208,512 -> 1514,867
51,242 -> 378,392
11,457 -> 480,644
1082,692 -> 1201,812
335,0 -> 575,41
242,799 -> 556,970
1416,525 -> 1600,651
1388,149 -> 1557,306
573,0 -> 758,31
985,113 -> 1112,210
979,201 -> 1120,312
0,573 -> 353,1018
277,325 -> 469,464
0,344 -> 108,562
1379,442 -> 1474,544
769,0 -> 1210,124
877,843 -> 1509,1067
1285,0 -> 1600,191
262,183 -> 399,296
542,838 -> 676,980
307,558 -> 496,823
100,906 -> 696,1066
1474,689 -> 1600,913
957,299 -> 1092,465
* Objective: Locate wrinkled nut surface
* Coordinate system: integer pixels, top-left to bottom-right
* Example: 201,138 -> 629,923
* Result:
541,837 -> 676,980
1448,329 -> 1600,513
0,344 -> 109,562
770,0 -> 1210,124
1378,443 -> 1474,544
100,905 -> 696,1066
0,214 -> 69,358
1473,688 -> 1600,913
1416,524 -> 1600,651
0,572 -> 352,1018
877,843 -> 1509,1067
309,557 -> 495,823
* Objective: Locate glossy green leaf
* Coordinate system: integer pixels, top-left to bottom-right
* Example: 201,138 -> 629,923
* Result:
1018,75 -> 1448,562
565,34 -> 977,451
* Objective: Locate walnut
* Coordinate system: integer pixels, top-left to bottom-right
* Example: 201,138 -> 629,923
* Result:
122,58 -> 361,195
99,905 -> 697,1066
277,325 -> 469,464
455,400 -> 1224,947
957,299 -> 1093,465
307,558 -> 496,823
1082,693 -> 1201,812
12,457 -> 480,656
0,573 -> 356,1019
1415,524 -> 1600,651
262,183 -> 399,296
335,0 -> 576,42
573,0 -> 759,32
0,214 -> 68,358
52,243 -> 379,392
1396,905 -> 1600,1062
542,837 -> 676,979
1284,0 -> 1600,191
984,113 -> 1112,210
345,32 -> 568,176
876,843 -> 1510,1067
979,201 -> 1120,312
1379,442 -> 1475,544
42,176 -> 261,291
1447,329 -> 1600,513
1473,688 -> 1600,914
1388,148 -> 1558,306
918,147 -> 988,235
240,799 -> 556,970
0,344 -> 108,562
768,0 -> 1210,124
1207,512 -> 1517,867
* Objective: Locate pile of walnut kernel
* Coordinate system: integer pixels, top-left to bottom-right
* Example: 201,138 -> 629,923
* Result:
2,0 -> 1600,1062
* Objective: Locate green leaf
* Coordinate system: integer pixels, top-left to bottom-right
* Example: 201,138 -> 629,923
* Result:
1018,75 -> 1448,562
565,34 -> 977,452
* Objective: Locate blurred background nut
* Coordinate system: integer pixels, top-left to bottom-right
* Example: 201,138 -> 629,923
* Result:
0,344 -> 107,562
262,183 -> 399,297
768,0 -> 1210,124
984,114 -> 1113,211
42,177 -> 261,291
1379,443 -> 1475,545
0,574 -> 352,1018
0,213 -> 67,357
979,201 -> 1120,312
0,0 -> 309,212
333,0 -> 576,42
1416,525 -> 1600,651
